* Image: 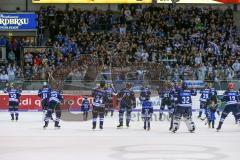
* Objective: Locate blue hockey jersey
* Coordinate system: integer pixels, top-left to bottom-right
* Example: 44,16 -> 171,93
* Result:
142,100 -> 153,116
175,89 -> 196,107
222,90 -> 240,105
200,88 -> 212,102
105,87 -> 116,101
159,89 -> 173,99
81,99 -> 90,111
117,88 -> 136,107
4,88 -> 21,103
49,90 -> 63,104
38,87 -> 51,100
92,89 -> 107,107
210,88 -> 217,97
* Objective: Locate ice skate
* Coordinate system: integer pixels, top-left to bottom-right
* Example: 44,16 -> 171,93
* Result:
216,122 -> 223,132
43,121 -> 49,129
126,121 -> 130,128
117,123 -> 123,129
54,121 -> 61,129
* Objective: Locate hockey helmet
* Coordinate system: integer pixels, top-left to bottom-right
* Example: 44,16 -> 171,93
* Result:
204,83 -> 209,89
228,83 -> 235,90
43,82 -> 48,87
126,82 -> 132,89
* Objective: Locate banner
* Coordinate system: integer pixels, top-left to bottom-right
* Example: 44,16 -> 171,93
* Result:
32,0 -> 152,3
0,91 -> 225,111
184,80 -> 205,89
23,46 -> 53,55
0,13 -> 37,31
157,0 -> 240,3
0,94 -> 118,111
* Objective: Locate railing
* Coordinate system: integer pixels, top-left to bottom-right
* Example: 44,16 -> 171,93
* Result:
1,79 -> 239,91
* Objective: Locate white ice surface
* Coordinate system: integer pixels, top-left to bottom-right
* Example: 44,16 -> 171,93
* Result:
0,112 -> 239,160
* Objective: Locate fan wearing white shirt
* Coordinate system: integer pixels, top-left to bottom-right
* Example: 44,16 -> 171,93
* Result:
0,71 -> 9,83
232,60 -> 240,72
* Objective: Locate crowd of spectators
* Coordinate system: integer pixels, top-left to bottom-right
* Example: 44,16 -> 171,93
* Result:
0,36 -> 33,85
0,5 -> 240,87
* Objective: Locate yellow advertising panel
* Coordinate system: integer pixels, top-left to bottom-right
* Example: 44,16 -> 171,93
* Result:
157,0 -> 222,3
32,0 -> 152,3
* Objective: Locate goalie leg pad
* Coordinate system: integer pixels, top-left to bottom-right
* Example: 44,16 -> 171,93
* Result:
183,116 -> 195,132
171,115 -> 181,132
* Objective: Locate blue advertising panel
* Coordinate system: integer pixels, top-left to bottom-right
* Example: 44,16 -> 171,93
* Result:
0,13 -> 37,31
184,80 -> 205,89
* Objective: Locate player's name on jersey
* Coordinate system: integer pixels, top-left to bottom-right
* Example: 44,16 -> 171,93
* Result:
32,0 -> 152,3
157,0 -> 235,4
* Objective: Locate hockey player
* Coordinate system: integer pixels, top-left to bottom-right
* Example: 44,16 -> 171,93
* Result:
159,85 -> 173,120
38,82 -> 51,120
139,85 -> 151,102
139,85 -> 152,130
81,96 -> 90,120
92,81 -> 108,130
170,82 -> 197,133
105,83 -> 117,117
198,84 -> 212,118
117,82 -> 136,128
141,95 -> 153,131
204,84 -> 218,128
169,82 -> 179,131
216,83 -> 240,131
4,83 -> 22,121
210,84 -> 218,104
43,85 -> 63,128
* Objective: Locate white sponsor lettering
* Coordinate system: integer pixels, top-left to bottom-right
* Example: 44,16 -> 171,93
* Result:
20,98 -> 31,105
0,14 -> 29,27
77,98 -> 82,106
35,100 -> 41,107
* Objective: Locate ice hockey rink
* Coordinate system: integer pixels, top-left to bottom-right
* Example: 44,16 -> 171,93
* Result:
0,111 -> 239,160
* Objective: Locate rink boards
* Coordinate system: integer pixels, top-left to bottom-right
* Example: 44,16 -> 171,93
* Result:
0,90 -> 224,112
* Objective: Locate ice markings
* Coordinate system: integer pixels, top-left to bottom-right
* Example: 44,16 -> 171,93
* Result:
111,144 -> 227,160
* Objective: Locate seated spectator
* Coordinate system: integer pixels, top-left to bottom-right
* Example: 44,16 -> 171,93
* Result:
0,71 -> 9,83
24,52 -> 33,64
6,64 -> 16,82
24,63 -> 33,80
33,55 -> 42,66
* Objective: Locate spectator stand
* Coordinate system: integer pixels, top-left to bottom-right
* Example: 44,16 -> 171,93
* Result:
20,46 -> 53,88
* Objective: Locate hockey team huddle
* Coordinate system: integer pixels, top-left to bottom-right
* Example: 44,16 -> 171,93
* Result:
3,81 -> 240,133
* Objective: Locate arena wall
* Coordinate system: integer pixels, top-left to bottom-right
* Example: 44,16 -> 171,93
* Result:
0,0 -> 116,11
